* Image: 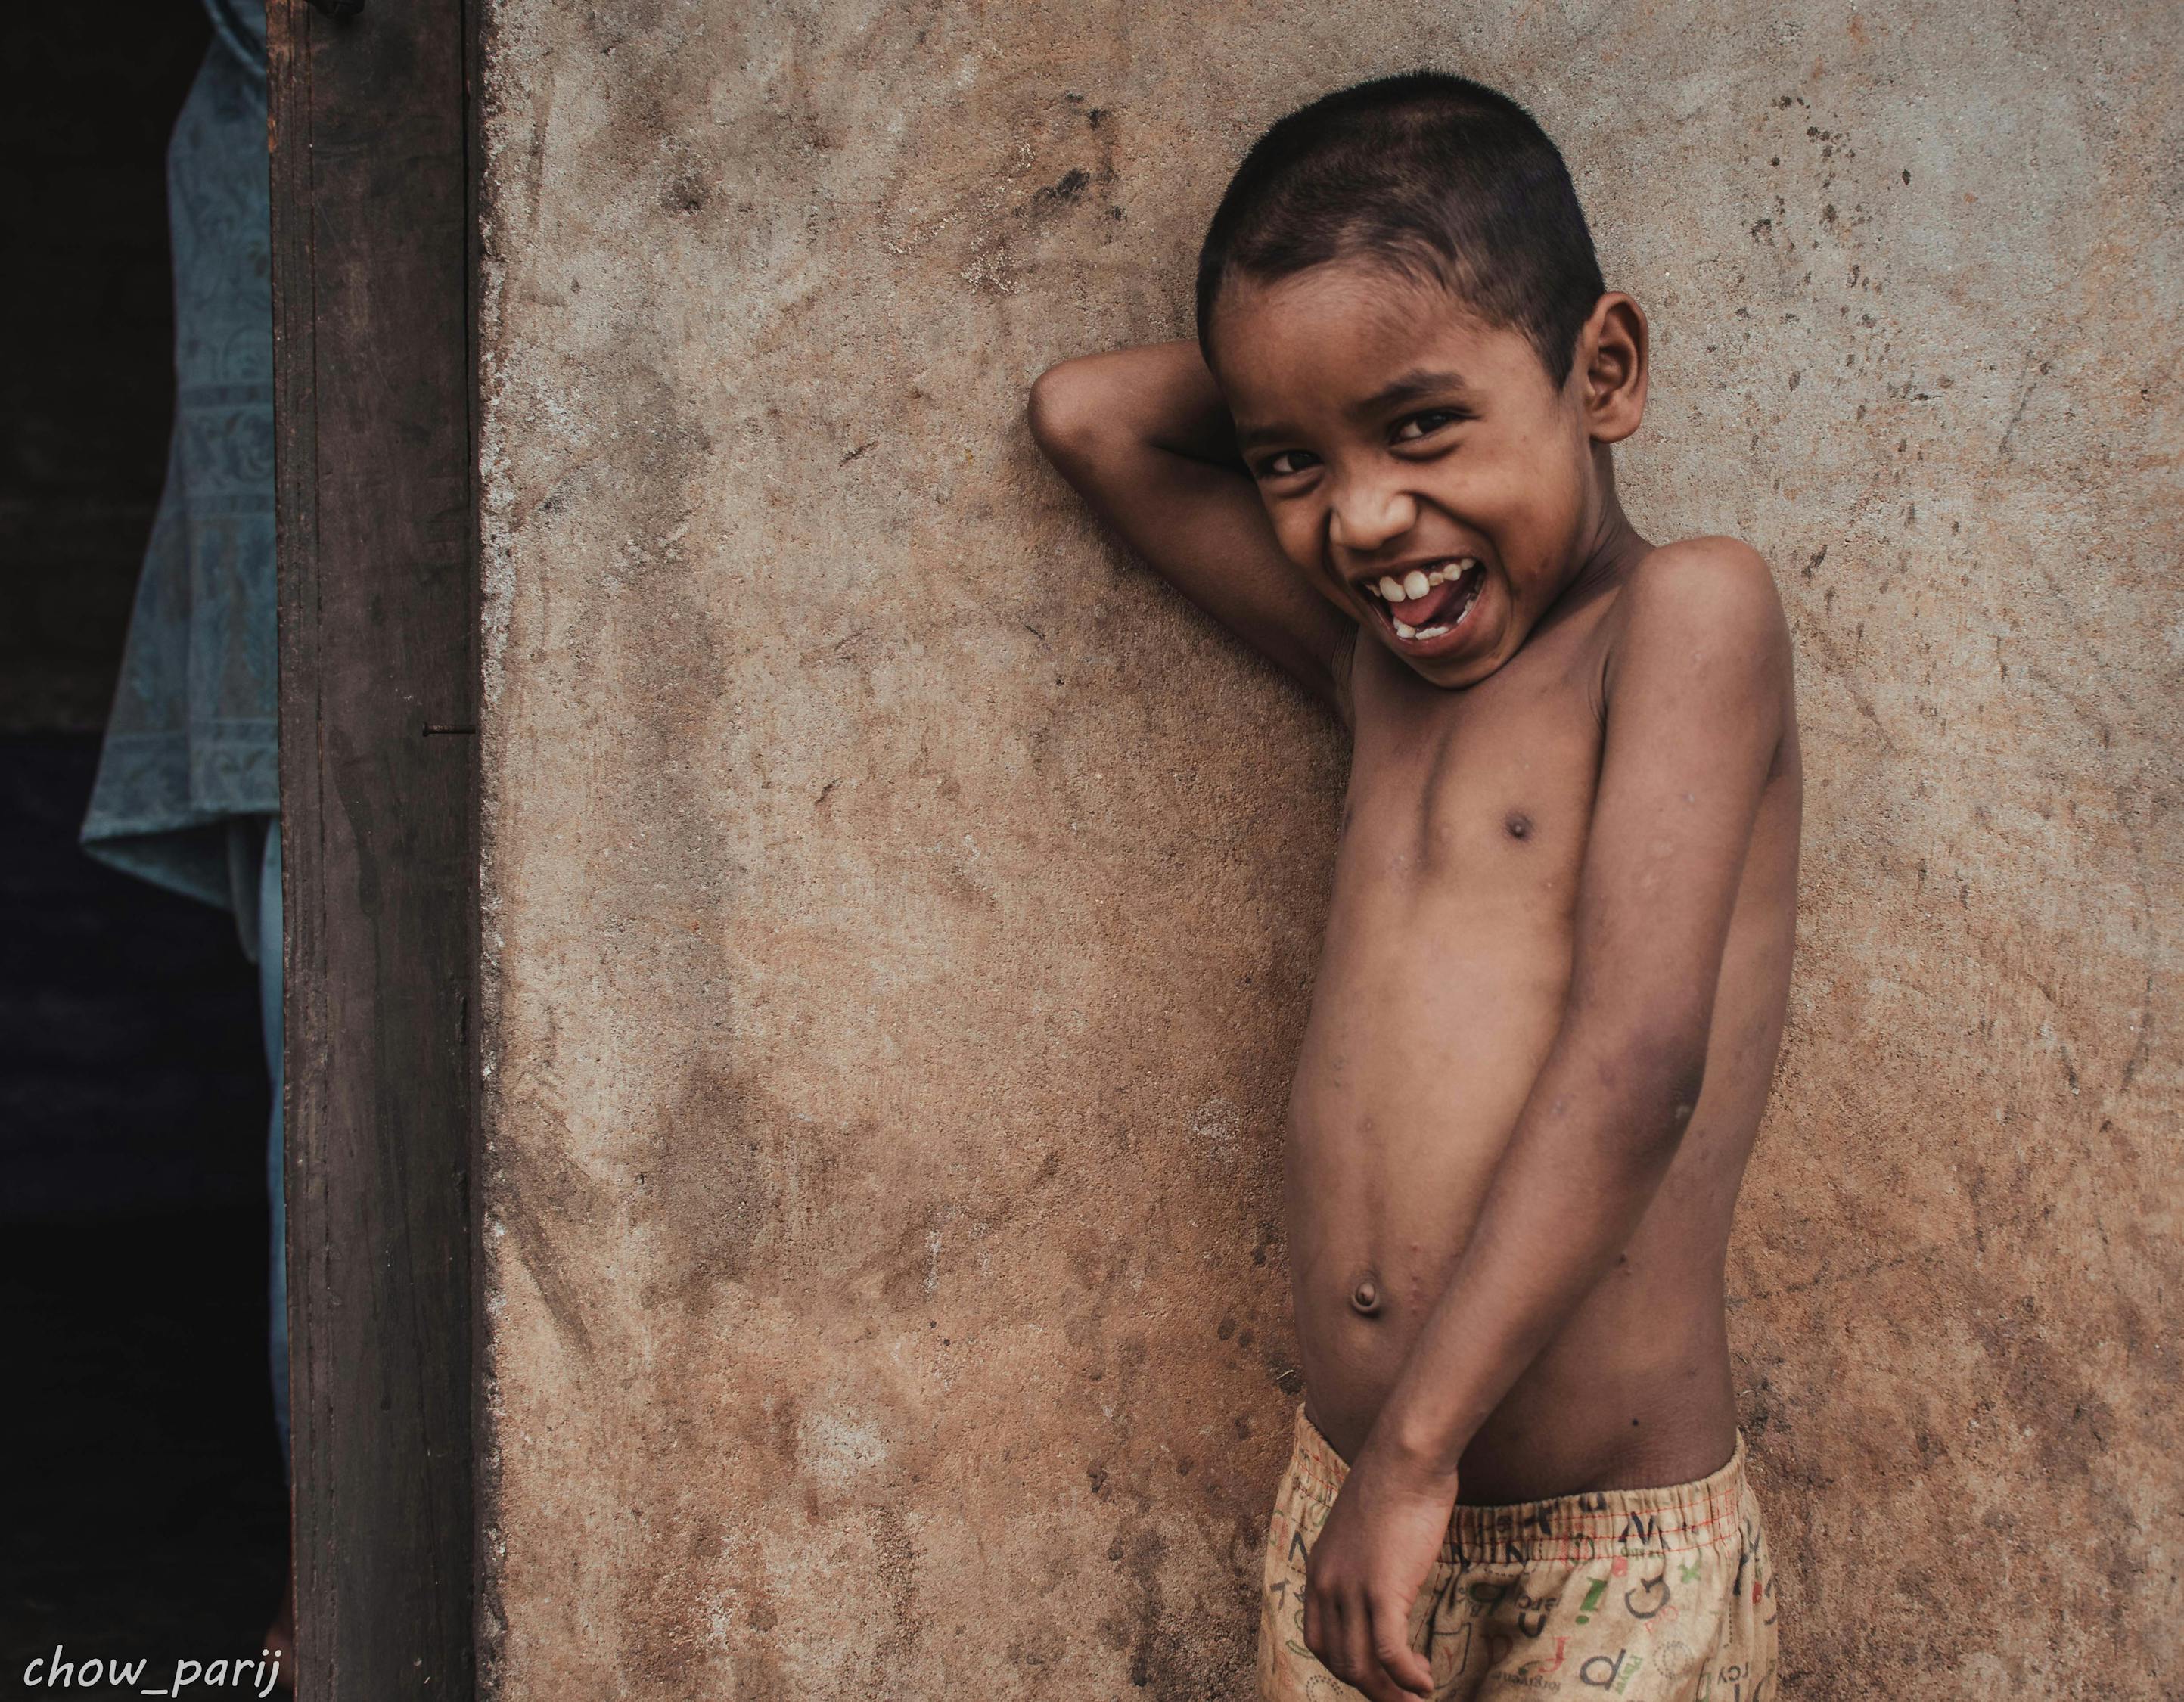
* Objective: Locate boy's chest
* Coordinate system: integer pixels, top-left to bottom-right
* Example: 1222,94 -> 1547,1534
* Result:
1338,633 -> 1606,902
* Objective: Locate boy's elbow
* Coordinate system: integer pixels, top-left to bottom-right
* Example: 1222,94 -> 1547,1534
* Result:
1646,1058 -> 1707,1158
1592,1032 -> 1708,1160
1026,361 -> 1103,469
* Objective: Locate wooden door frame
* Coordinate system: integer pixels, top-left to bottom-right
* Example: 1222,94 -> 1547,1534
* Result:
269,0 -> 478,1692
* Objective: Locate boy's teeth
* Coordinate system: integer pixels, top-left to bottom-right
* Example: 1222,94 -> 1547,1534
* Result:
1365,557 -> 1487,642
1364,557 -> 1484,600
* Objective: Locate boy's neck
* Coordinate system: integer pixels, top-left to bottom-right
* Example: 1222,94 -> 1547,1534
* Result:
1548,465 -> 1651,617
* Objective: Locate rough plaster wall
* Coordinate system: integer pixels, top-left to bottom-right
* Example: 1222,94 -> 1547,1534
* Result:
476,3 -> 2182,1695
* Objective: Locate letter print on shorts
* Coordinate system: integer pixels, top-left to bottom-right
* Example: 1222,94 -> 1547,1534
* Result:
1258,1405 -> 1779,1700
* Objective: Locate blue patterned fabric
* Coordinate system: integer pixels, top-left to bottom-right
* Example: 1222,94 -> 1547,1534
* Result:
80,2 -> 274,911
258,817 -> 289,1471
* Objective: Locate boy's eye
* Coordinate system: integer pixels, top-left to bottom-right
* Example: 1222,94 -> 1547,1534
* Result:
1257,449 -> 1319,480
1393,408 -> 1467,443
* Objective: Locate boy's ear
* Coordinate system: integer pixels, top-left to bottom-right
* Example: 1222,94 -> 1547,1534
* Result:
1574,293 -> 1648,444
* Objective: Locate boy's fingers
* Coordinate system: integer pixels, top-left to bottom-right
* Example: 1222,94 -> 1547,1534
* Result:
1357,1648 -> 1415,1702
1372,1595 -> 1434,1697
1322,1591 -> 1358,1679
1301,1585 -> 1325,1662
1336,1592 -> 1386,1696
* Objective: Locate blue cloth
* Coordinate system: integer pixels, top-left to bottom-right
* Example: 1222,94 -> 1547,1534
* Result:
259,818 -> 289,1474
80,2 -> 274,910
79,0 -> 287,1471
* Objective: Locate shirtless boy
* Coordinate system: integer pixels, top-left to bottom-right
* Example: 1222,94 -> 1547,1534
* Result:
1027,72 -> 1799,1702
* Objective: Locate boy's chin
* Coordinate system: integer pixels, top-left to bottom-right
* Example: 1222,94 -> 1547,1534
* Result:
1391,645 -> 1499,688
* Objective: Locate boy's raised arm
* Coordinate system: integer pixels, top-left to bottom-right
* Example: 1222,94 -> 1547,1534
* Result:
1027,340 -> 1356,717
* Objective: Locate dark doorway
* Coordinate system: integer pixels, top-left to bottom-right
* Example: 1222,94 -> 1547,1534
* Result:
2,1 -> 290,1686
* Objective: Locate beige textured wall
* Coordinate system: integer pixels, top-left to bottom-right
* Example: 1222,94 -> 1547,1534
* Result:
475,3 -> 2182,1695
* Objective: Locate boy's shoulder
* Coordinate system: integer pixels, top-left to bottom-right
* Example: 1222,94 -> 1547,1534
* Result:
1602,534 -> 1791,688
1621,533 -> 1782,614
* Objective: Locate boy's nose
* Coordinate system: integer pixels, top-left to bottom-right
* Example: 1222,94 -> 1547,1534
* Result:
1327,478 -> 1418,555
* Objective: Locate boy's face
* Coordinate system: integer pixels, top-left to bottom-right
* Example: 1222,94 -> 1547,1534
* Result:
1211,259 -> 1628,689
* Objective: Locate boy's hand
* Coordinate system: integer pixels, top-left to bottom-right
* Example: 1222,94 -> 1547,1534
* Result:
1303,1437 -> 1455,1701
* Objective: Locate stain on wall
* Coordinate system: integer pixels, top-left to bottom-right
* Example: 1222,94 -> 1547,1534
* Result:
475,3 -> 2182,1695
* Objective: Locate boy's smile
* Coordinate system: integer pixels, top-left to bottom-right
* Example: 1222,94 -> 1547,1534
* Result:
1209,258 -> 1648,688
1356,555 -> 1489,651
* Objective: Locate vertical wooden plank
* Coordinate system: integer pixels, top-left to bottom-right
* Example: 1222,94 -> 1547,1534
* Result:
269,0 -> 475,1694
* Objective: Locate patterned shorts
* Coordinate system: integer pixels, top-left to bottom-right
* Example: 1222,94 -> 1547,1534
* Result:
1258,1405 -> 1779,1700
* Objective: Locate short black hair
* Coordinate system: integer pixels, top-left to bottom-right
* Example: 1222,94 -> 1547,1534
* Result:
1195,70 -> 1606,382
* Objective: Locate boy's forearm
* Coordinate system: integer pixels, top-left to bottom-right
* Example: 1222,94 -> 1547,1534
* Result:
1028,340 -> 1241,471
1370,1035 -> 1699,1477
